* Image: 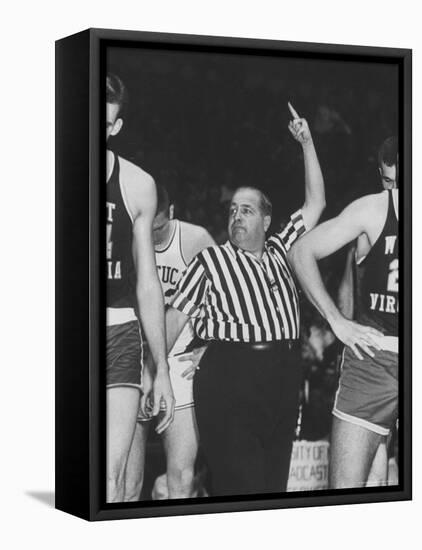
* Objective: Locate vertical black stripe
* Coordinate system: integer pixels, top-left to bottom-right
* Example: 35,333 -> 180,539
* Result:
220,248 -> 252,324
207,277 -> 230,323
189,270 -> 208,307
259,259 -> 287,337
208,248 -> 239,322
270,252 -> 297,332
236,253 -> 267,341
247,258 -> 278,340
170,241 -> 300,343
267,256 -> 293,337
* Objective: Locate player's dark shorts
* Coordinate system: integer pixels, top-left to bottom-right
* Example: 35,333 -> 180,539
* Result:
106,320 -> 144,390
333,346 -> 398,436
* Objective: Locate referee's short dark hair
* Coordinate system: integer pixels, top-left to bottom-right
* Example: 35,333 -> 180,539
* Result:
106,73 -> 127,117
235,186 -> 272,218
378,136 -> 398,167
156,183 -> 171,216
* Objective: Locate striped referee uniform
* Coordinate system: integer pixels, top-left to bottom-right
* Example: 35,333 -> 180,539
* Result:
171,209 -> 306,496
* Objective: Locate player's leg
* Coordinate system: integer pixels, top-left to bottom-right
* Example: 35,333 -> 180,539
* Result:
388,423 -> 399,485
152,473 -> 170,500
329,416 -> 384,489
331,347 -> 396,489
106,321 -> 144,502
366,439 -> 389,487
124,420 -> 150,501
106,386 -> 140,502
161,406 -> 199,498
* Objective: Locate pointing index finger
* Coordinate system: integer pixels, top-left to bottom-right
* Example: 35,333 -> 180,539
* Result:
288,101 -> 300,120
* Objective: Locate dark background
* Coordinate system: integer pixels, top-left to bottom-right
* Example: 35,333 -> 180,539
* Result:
107,46 -> 399,493
108,46 -> 398,242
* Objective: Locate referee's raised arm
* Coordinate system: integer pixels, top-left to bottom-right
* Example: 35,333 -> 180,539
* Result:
287,102 -> 326,232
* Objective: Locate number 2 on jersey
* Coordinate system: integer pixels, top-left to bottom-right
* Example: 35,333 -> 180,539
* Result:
387,259 -> 398,292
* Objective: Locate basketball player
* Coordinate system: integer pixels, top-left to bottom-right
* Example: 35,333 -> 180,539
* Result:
338,137 -> 398,319
336,137 -> 398,486
289,182 -> 398,488
124,185 -> 215,500
106,74 -> 174,503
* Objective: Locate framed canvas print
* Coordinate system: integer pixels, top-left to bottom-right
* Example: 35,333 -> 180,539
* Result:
55,28 -> 412,521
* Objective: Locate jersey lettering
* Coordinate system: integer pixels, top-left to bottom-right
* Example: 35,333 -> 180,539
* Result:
106,156 -> 137,308
157,265 -> 179,286
164,287 -> 177,299
106,224 -> 113,260
384,235 -> 397,255
357,191 -> 398,336
369,292 -> 398,314
106,203 -> 121,280
386,295 -> 396,313
387,259 -> 399,293
106,201 -> 116,222
107,260 -> 121,280
370,293 -> 378,310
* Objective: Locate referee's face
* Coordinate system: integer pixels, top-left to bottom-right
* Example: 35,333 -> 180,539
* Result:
228,189 -> 269,254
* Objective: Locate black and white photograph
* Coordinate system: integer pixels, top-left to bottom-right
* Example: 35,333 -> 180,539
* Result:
5,0 -> 422,544
103,38 -> 407,506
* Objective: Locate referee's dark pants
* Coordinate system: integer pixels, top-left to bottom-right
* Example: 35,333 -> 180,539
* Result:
194,340 -> 303,496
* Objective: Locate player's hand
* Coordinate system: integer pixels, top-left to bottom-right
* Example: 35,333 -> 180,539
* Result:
331,316 -> 384,360
288,102 -> 312,145
139,362 -> 154,419
179,346 -> 207,380
152,367 -> 175,434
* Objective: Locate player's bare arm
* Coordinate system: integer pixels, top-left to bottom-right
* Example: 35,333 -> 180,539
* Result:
165,305 -> 202,377
181,224 -> 216,264
165,306 -> 191,353
120,158 -> 175,433
337,244 -> 356,320
139,354 -> 154,418
288,102 -> 326,231
288,193 -> 386,359
178,225 -> 215,377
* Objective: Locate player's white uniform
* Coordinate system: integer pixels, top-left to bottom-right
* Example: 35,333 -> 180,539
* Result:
156,220 -> 196,410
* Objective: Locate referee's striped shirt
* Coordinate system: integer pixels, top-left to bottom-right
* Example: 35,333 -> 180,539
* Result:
171,209 -> 306,343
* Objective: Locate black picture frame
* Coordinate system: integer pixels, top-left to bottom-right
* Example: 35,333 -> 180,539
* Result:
55,28 -> 412,521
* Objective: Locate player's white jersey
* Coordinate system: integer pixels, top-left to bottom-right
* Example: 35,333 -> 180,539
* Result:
156,219 -> 195,356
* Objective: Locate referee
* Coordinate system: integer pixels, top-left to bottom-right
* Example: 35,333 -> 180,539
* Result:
163,104 -> 325,496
